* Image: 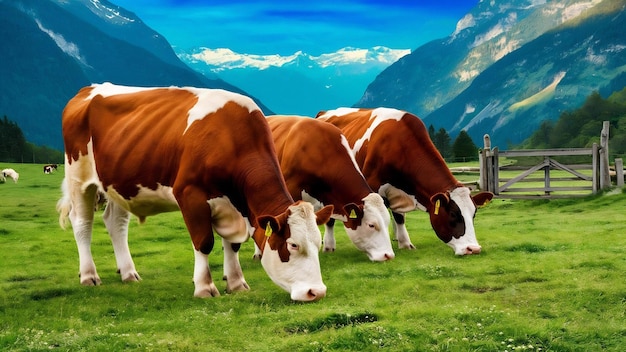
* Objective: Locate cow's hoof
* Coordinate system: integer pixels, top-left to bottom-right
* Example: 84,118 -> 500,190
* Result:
194,284 -> 220,298
399,242 -> 416,250
80,275 -> 102,286
121,272 -> 141,282
226,281 -> 250,293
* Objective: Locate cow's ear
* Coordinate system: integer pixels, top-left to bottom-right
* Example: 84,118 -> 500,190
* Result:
429,193 -> 450,215
315,205 -> 334,225
472,192 -> 494,207
315,110 -> 327,118
343,203 -> 363,221
257,215 -> 281,236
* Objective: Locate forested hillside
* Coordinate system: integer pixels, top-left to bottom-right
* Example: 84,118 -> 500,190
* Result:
521,88 -> 626,160
0,116 -> 63,163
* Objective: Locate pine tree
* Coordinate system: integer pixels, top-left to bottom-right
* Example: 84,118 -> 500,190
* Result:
452,130 -> 478,161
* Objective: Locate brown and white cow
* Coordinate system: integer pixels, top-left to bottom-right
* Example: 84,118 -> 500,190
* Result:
57,82 -> 333,301
316,107 -> 493,255
266,115 -> 393,261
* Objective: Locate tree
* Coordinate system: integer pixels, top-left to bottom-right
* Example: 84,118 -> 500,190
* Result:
0,115 -> 27,162
428,124 -> 436,142
433,128 -> 451,159
0,115 -> 64,163
452,130 -> 478,161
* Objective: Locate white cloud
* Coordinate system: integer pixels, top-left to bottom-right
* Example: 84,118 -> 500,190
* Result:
35,19 -> 88,66
182,46 -> 410,72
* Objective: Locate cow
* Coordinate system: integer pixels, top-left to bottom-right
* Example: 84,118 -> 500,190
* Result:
44,164 -> 58,174
57,82 -> 333,301
316,107 -> 493,255
2,168 -> 19,183
265,115 -> 394,261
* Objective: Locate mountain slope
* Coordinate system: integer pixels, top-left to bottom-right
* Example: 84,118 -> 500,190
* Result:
0,0 -> 270,150
355,0 -> 625,148
427,0 -> 626,147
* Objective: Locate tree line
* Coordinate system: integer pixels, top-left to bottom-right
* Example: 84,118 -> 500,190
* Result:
521,88 -> 626,160
429,126 -> 478,162
0,115 -> 64,163
2,86 -> 624,164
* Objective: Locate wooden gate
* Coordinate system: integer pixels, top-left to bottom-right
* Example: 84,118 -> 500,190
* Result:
479,122 -> 615,199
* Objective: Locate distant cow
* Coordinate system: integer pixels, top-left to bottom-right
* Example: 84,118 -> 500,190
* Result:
43,164 -> 58,174
266,115 -> 393,261
1,168 -> 19,183
317,108 -> 493,255
57,83 -> 333,301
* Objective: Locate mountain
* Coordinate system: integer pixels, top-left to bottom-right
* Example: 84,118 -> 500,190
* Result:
0,0 -> 270,151
181,47 -> 410,117
357,0 -> 626,148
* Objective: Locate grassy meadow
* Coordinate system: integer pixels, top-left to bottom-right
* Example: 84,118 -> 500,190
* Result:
1,163 -> 625,351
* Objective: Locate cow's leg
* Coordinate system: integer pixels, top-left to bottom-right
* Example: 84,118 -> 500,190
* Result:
252,242 -> 262,260
176,185 -> 219,297
392,211 -> 415,250
222,240 -> 250,293
323,218 -> 337,252
102,201 -> 140,282
193,249 -> 220,297
68,183 -> 101,285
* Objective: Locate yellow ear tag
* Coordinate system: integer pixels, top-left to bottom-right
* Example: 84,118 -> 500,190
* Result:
265,222 -> 272,237
349,209 -> 357,219
434,199 -> 440,215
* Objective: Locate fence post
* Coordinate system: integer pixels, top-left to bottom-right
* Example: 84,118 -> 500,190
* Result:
492,147 -> 499,195
592,143 -> 599,194
480,134 -> 491,192
616,158 -> 624,188
600,121 -> 611,189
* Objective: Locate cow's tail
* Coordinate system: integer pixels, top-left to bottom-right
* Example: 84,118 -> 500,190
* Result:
57,178 -> 71,230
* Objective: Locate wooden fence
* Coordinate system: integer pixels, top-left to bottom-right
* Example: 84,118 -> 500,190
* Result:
479,121 -> 624,199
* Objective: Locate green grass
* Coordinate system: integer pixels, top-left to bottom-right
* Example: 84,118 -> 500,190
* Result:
1,163 -> 625,351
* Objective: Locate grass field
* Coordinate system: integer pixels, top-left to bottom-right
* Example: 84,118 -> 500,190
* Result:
1,163 -> 625,351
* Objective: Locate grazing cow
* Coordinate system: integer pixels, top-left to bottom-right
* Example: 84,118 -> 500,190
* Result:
317,108 -> 493,255
57,82 -> 333,301
43,164 -> 58,174
266,115 -> 393,261
2,168 -> 19,183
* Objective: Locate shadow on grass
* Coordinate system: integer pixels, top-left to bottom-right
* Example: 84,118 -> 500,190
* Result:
30,287 -> 77,301
285,312 -> 379,334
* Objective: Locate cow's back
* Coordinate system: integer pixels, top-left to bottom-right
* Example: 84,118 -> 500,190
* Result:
62,83 -> 276,217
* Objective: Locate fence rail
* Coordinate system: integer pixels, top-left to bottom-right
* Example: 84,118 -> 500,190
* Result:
478,121 -> 622,199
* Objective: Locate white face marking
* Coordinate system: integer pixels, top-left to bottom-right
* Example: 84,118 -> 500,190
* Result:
260,202 -> 326,301
446,187 -> 481,255
344,193 -> 394,261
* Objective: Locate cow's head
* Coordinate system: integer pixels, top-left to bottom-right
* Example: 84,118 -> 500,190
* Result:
428,187 -> 493,255
342,193 -> 394,261
256,201 -> 333,301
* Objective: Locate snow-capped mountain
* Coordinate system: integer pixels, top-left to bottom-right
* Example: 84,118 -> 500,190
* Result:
358,0 -> 626,148
179,47 -> 410,116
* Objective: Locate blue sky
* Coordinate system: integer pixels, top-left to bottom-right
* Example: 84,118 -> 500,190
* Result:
110,0 -> 479,55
